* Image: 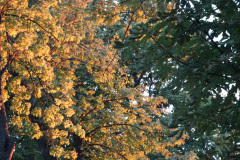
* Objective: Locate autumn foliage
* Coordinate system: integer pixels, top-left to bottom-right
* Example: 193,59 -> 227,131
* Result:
0,0 -> 189,160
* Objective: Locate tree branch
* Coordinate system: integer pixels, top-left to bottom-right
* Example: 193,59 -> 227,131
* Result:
4,14 -> 59,42
88,143 -> 128,160
86,123 -> 131,136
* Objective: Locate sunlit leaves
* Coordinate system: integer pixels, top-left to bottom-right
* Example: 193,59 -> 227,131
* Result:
0,0 -> 94,159
0,0 -> 191,159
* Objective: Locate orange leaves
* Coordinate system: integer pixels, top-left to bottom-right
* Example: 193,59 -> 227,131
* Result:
64,107 -> 75,117
182,55 -> 190,61
166,3 -> 173,13
32,123 -> 43,139
44,105 -> 64,128
0,0 -> 189,159
75,124 -> 85,138
31,107 -> 42,118
50,145 -> 65,158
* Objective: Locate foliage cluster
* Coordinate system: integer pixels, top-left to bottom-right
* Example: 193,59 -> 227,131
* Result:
0,0 -> 186,160
103,0 -> 240,159
1,0 -> 239,159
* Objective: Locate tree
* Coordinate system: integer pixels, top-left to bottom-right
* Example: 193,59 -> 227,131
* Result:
106,0 -> 240,159
0,0 -> 185,159
87,0 -> 201,159
0,0 -> 90,158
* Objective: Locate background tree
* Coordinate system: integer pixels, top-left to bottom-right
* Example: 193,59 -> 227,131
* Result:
103,0 -> 240,159
87,0 -> 200,159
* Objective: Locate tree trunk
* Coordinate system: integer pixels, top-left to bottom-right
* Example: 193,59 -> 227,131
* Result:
0,66 -> 15,160
0,104 -> 15,160
35,137 -> 56,160
73,134 -> 84,160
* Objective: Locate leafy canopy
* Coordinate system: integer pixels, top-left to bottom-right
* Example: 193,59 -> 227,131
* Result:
103,0 -> 240,159
0,0 -> 186,159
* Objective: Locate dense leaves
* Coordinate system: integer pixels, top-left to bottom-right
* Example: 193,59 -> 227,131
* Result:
1,0 -> 239,159
0,0 -> 185,160
105,0 -> 240,159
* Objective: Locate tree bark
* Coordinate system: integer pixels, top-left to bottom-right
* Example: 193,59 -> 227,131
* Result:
73,133 -> 84,160
0,43 -> 15,160
35,137 -> 56,160
0,106 -> 15,160
0,70 -> 15,160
